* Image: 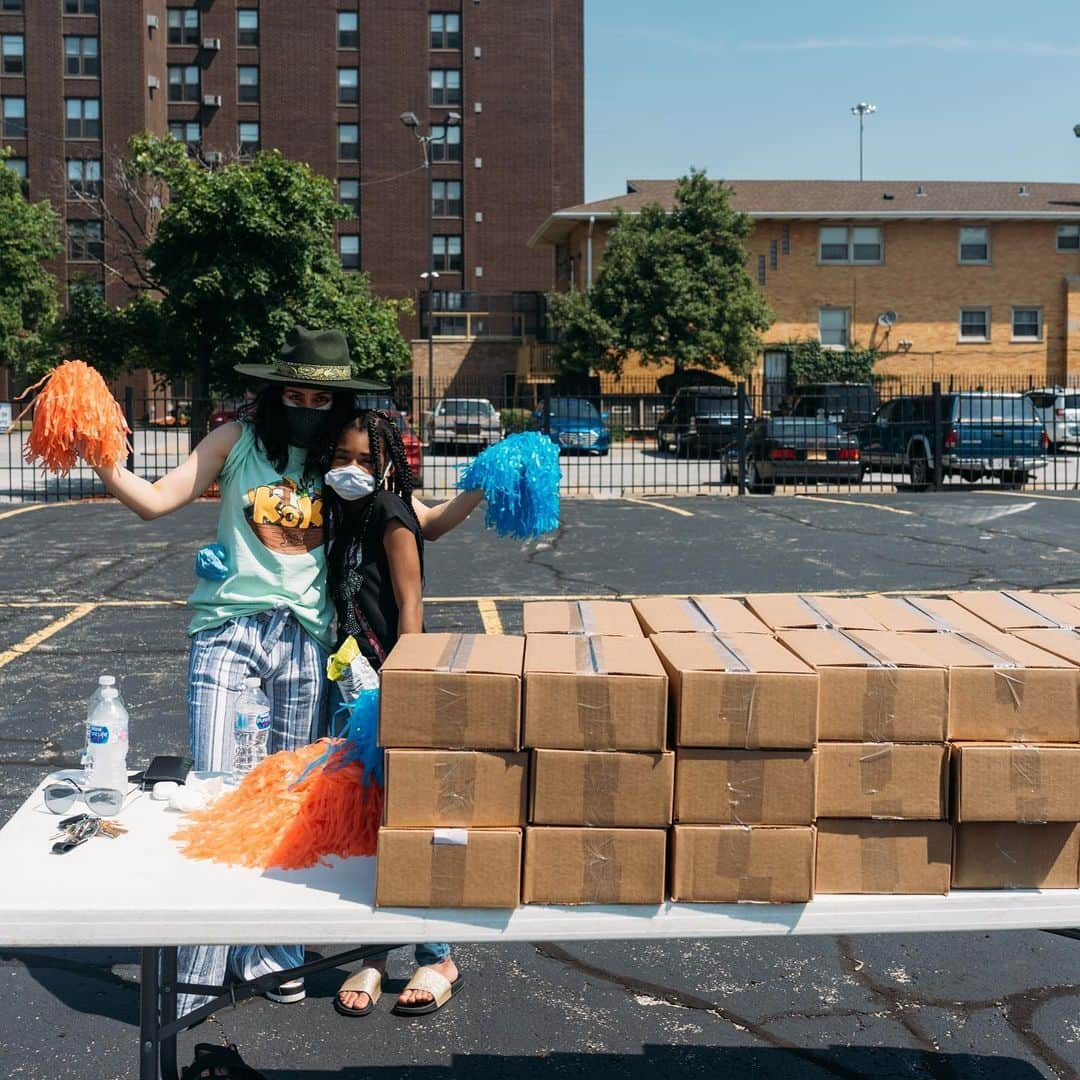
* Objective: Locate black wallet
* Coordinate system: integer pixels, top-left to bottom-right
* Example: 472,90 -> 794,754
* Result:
135,755 -> 193,789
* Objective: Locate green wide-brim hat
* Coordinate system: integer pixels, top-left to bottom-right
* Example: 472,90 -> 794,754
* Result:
234,325 -> 387,391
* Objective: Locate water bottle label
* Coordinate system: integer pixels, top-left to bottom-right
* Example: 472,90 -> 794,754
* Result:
89,725 -> 109,745
236,710 -> 271,733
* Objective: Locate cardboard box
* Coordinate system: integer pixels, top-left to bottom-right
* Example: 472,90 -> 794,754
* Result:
523,635 -> 668,751
670,825 -> 815,903
675,749 -> 817,825
523,599 -> 643,637
953,743 -> 1080,822
817,743 -> 948,820
916,630 -> 1079,742
651,632 -> 818,749
530,749 -> 674,827
778,629 -> 948,742
632,596 -> 770,636
881,596 -> 999,637
744,593 -> 886,632
383,750 -> 528,827
952,823 -> 1080,889
859,595 -> 941,633
379,634 -> 524,750
375,827 -> 522,908
1012,628 -> 1080,667
522,827 -> 666,904
949,590 -> 1080,632
815,820 -> 952,894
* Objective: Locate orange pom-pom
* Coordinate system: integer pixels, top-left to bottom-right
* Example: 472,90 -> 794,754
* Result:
172,740 -> 383,871
16,360 -> 132,475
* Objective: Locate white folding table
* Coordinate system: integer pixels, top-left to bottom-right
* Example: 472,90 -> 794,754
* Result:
4,779 -> 1080,1080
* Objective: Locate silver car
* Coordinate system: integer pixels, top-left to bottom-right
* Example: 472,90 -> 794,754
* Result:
426,397 -> 503,450
1026,388 -> 1080,451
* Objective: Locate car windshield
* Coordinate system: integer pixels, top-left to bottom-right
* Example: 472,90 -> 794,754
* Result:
693,396 -> 739,414
767,419 -> 842,439
1064,395 -> 1080,409
551,399 -> 601,421
440,401 -> 492,417
957,397 -> 1037,422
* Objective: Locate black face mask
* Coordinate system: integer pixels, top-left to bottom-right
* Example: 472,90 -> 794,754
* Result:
284,406 -> 328,448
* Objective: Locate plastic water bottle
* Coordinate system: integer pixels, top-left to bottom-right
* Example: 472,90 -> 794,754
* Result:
86,688 -> 129,791
232,677 -> 271,781
83,675 -> 121,767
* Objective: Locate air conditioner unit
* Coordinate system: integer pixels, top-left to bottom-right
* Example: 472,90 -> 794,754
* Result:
146,14 -> 159,29
204,151 -> 224,165
147,75 -> 160,89
202,94 -> 223,108
202,37 -> 222,51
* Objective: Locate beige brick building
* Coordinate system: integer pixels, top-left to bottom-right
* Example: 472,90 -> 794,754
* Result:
529,179 -> 1080,388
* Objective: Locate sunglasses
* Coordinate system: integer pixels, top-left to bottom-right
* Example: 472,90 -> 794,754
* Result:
43,778 -> 133,819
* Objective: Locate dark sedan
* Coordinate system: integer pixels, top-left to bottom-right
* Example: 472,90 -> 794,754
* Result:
734,418 -> 862,493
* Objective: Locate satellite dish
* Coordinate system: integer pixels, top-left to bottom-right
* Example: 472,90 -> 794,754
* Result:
877,310 -> 898,328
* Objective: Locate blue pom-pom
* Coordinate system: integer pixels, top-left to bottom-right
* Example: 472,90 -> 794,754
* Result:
194,543 -> 229,581
457,432 -> 561,539
298,686 -> 384,787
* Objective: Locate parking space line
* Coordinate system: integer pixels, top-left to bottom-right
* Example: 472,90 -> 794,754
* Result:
476,599 -> 504,635
0,602 -> 98,671
977,490 -> 1079,503
623,497 -> 695,517
794,495 -> 915,516
0,501 -> 80,523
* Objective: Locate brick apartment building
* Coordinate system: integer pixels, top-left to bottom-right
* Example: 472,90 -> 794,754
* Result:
0,0 -> 584,401
529,179 -> 1080,391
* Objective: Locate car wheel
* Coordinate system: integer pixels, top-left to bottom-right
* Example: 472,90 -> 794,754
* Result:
748,462 -> 774,495
908,450 -> 929,489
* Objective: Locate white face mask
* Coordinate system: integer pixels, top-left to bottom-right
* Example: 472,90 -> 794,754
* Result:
325,465 -> 376,501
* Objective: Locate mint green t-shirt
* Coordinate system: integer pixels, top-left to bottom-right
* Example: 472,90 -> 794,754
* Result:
187,422 -> 333,647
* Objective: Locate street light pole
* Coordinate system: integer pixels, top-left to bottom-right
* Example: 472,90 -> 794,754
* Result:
850,102 -> 876,181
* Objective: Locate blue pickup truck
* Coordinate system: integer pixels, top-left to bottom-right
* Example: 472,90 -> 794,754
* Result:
856,392 -> 1048,485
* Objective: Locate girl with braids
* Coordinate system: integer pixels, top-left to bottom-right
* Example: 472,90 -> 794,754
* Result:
321,408 -> 463,1019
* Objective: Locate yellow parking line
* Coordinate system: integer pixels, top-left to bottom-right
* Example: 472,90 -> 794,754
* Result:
794,494 -> 915,516
623,496 -> 695,517
977,490 -> 1079,503
0,602 -> 98,670
0,501 -> 80,523
476,598 -> 504,635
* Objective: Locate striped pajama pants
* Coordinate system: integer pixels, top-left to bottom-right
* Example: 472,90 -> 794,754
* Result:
178,607 -> 329,1015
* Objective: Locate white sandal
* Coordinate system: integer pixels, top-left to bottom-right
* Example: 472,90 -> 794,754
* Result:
265,977 -> 305,1004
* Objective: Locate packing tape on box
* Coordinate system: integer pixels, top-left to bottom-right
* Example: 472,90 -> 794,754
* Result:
574,637 -> 616,749
431,634 -> 477,747
706,634 -> 759,749
434,754 -> 478,821
683,597 -> 720,631
799,595 -> 837,628
435,634 -> 476,673
858,743 -> 905,819
1002,591 -> 1070,629
861,832 -> 901,891
725,754 -> 767,826
833,630 -> 902,742
719,825 -> 775,901
1009,744 -> 1049,823
572,600 -> 599,635
429,829 -> 468,907
582,753 -> 619,826
582,831 -> 620,903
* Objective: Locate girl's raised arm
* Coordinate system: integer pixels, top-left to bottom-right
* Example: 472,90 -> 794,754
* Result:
411,489 -> 484,542
93,421 -> 243,521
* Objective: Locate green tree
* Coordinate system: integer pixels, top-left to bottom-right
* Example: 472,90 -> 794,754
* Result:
61,134 -> 412,432
548,169 -> 773,377
0,151 -> 62,383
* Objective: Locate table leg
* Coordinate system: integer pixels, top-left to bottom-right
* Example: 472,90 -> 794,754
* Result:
139,946 -> 161,1080
160,947 -> 179,1080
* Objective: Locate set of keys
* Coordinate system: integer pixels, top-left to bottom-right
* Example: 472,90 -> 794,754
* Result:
50,813 -> 127,855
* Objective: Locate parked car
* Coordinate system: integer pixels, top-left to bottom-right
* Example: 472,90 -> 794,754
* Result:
732,418 -> 862,492
388,410 -> 423,486
532,396 -> 611,456
425,398 -> 502,451
355,392 -> 397,413
856,392 -> 1048,485
655,386 -> 753,457
1025,388 -> 1080,452
776,382 -> 880,432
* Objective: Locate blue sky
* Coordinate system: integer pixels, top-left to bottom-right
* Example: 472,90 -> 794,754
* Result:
583,0 -> 1080,201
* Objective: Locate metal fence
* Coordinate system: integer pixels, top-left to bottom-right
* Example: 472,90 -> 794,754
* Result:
3,376 -> 1079,503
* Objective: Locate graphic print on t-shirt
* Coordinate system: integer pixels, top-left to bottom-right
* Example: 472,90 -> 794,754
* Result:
245,477 -> 325,554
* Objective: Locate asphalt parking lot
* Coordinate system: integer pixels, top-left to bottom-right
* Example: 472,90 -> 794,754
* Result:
2,492 -> 1080,1079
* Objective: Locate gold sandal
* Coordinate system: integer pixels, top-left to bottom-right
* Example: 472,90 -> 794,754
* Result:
333,967 -> 384,1018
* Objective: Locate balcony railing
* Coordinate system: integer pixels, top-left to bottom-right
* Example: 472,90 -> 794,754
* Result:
419,290 -> 547,341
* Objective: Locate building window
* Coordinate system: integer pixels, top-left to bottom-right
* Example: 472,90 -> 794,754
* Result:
818,307 -> 850,347
168,65 -> 200,102
430,69 -> 462,107
432,234 -> 462,273
338,178 -> 359,214
1056,224 -> 1080,252
338,12 -> 359,49
64,0 -> 100,13
959,226 -> 990,264
238,122 -> 260,157
66,98 -> 100,138
338,123 -> 359,160
64,36 -> 99,77
2,97 -> 26,138
781,223 -> 790,255
769,238 -> 778,271
167,9 -> 200,46
1012,307 -> 1042,341
2,35 -> 24,76
337,67 -> 358,104
68,219 -> 104,262
169,120 -> 201,145
69,275 -> 104,301
238,66 -> 259,103
819,225 -> 882,264
1,0 -> 23,10
430,13 -> 461,50
5,156 -> 28,195
959,307 -> 990,342
430,123 -> 461,162
432,179 -> 462,218
757,254 -> 766,285
237,10 -> 259,47
67,158 -> 102,198
339,234 -> 360,270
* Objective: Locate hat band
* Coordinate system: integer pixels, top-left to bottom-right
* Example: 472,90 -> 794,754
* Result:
275,361 -> 352,382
